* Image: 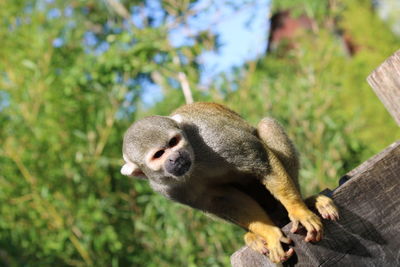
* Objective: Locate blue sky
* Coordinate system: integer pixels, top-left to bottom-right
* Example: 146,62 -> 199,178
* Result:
142,0 -> 271,105
196,1 -> 270,83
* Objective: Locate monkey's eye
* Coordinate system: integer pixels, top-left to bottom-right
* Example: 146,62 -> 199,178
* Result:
168,136 -> 180,147
153,150 -> 164,159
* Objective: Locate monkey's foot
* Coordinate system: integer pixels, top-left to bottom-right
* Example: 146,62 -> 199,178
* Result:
289,208 -> 323,243
314,195 -> 339,221
244,231 -> 294,263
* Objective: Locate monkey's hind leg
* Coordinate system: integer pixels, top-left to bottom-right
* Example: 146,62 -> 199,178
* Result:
257,119 -> 323,242
305,194 -> 339,221
258,117 -> 339,222
257,117 -> 299,184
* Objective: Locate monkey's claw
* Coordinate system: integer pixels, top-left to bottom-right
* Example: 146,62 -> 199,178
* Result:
289,209 -> 323,243
270,247 -> 294,263
290,220 -> 300,233
315,195 -> 340,221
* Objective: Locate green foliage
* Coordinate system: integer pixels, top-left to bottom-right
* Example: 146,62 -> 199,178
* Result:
337,0 -> 400,148
0,0 -> 399,266
0,0 -> 238,266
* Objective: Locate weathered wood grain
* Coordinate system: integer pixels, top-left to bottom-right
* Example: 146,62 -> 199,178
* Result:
231,140 -> 400,267
367,49 -> 400,126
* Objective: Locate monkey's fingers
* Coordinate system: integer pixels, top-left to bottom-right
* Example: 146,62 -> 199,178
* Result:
290,220 -> 300,233
290,210 -> 323,242
283,248 -> 295,262
280,236 -> 292,244
305,228 -> 321,243
261,247 -> 269,255
246,232 -> 294,263
320,205 -> 340,221
268,246 -> 294,263
301,215 -> 323,242
315,195 -> 340,221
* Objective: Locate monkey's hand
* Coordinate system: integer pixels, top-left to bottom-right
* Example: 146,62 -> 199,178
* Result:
310,194 -> 339,221
288,207 -> 323,242
244,229 -> 294,263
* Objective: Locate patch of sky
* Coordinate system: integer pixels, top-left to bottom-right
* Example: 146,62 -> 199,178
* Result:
0,90 -> 10,112
376,0 -> 400,35
104,20 -> 123,34
195,0 -> 270,84
24,3 -> 34,14
117,76 -> 160,118
64,6 -> 73,17
52,37 -> 64,48
144,0 -> 164,27
153,53 -> 165,64
15,17 -> 22,27
130,0 -> 164,28
117,89 -> 138,119
168,27 -> 196,47
35,0 -> 46,11
1,72 -> 11,84
167,77 -> 180,89
84,31 -> 98,47
113,72 -> 124,84
140,81 -> 163,106
130,6 -> 145,28
95,41 -> 110,55
47,8 -> 61,19
81,6 -> 90,15
85,72 -> 93,82
8,17 -> 22,32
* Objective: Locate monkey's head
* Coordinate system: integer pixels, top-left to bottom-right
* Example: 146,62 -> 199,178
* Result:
121,115 -> 194,184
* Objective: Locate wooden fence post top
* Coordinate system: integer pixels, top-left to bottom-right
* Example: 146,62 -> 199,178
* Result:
367,49 -> 400,126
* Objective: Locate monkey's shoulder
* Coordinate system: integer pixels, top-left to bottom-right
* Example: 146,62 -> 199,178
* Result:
172,102 -> 254,133
172,102 -> 243,121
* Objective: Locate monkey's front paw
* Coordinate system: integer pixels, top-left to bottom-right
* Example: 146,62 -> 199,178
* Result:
245,230 -> 294,263
315,195 -> 339,221
289,209 -> 323,242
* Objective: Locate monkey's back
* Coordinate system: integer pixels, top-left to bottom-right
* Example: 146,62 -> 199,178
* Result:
172,102 -> 254,132
172,102 -> 269,177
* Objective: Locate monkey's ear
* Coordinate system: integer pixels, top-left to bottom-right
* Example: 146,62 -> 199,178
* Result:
121,161 -> 147,179
171,114 -> 183,123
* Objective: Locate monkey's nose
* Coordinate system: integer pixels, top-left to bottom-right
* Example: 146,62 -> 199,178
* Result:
165,150 -> 191,176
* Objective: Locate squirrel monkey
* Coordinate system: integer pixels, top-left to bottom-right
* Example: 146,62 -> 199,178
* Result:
121,102 -> 339,263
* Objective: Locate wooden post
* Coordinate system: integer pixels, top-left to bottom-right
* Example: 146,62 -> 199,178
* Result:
367,50 -> 400,125
231,49 -> 400,266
